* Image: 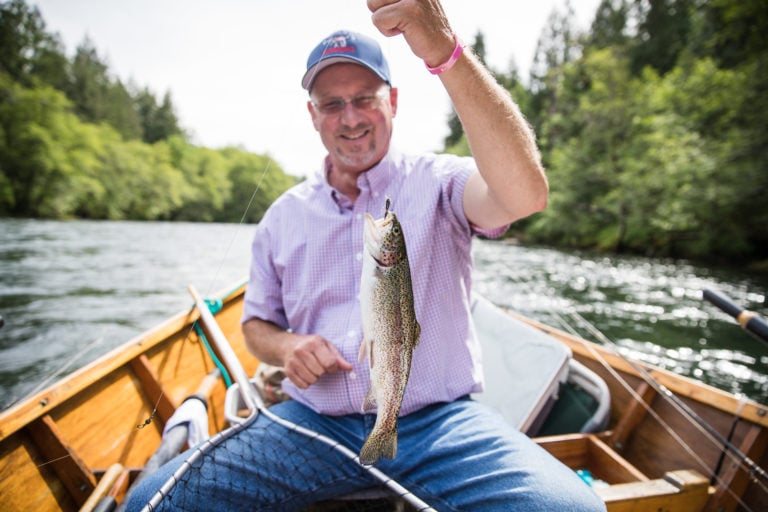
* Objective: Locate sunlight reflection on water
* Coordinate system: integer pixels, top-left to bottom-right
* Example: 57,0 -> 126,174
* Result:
471,240 -> 768,404
1,221 -> 767,409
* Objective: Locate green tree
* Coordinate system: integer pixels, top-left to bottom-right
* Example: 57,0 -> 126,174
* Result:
135,88 -> 183,143
0,0 -> 68,88
629,0 -> 696,75
65,38 -> 142,140
588,0 -> 632,49
0,74 -> 76,216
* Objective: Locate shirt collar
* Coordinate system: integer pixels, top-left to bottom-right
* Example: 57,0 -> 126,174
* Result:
312,150 -> 401,210
358,149 -> 400,193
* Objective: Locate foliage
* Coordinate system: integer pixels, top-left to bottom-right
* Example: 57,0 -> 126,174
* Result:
0,0 -> 296,223
447,0 -> 767,265
3,0 -> 766,264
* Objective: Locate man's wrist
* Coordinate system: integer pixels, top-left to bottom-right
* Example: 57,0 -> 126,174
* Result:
425,34 -> 465,75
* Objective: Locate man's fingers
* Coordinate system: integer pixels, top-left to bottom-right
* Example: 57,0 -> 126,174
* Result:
285,336 -> 352,388
368,0 -> 454,63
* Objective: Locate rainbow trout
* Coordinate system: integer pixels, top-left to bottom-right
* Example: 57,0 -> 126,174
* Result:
358,198 -> 420,465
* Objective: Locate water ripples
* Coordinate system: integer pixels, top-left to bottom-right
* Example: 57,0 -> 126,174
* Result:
1,221 -> 766,409
472,240 -> 768,404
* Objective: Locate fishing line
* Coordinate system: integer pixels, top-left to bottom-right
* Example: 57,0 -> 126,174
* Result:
145,33 -> 436,510
136,390 -> 164,430
567,310 -> 768,489
539,297 -> 766,510
568,310 -> 768,479
200,159 -> 272,299
174,158 -> 273,386
6,335 -> 106,410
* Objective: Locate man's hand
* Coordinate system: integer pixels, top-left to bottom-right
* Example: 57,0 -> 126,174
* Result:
282,334 -> 353,389
243,318 -> 353,390
367,0 -> 455,68
369,0 -> 548,229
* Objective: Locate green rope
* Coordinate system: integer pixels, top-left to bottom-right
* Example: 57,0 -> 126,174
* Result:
193,296 -> 233,388
194,322 -> 233,388
204,297 -> 224,315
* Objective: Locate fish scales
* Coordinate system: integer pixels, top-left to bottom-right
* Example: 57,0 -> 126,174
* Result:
358,198 -> 420,465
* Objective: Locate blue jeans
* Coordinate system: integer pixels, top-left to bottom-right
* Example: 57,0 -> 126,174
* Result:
125,398 -> 605,511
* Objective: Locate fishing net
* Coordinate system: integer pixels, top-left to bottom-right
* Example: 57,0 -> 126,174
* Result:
134,373 -> 430,512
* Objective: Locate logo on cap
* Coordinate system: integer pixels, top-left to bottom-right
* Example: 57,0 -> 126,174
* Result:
322,35 -> 356,56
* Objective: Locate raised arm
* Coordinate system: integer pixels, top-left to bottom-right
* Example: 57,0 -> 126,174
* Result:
368,0 -> 548,230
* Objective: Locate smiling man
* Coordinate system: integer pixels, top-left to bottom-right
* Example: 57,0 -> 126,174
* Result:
126,1 -> 606,510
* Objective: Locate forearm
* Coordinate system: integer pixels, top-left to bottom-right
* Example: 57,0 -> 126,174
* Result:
439,46 -> 548,228
241,317 -> 353,389
368,0 -> 548,228
242,317 -> 293,367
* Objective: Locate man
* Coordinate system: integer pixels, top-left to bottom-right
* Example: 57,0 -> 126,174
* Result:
126,1 -> 606,510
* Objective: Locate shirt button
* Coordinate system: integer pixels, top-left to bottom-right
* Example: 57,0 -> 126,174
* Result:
347,330 -> 356,338
356,213 -> 362,220
356,252 -> 362,261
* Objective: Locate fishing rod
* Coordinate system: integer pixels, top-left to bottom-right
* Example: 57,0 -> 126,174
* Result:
703,289 -> 768,345
565,309 -> 768,487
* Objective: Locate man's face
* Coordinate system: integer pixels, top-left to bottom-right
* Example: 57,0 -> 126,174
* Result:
308,63 -> 398,175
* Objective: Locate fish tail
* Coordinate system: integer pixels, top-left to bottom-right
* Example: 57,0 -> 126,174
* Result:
359,428 -> 397,466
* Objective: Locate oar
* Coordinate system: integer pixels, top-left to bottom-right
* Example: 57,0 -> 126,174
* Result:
115,368 -> 221,512
186,285 -> 436,511
79,463 -> 124,512
142,368 -> 220,475
188,285 -> 261,414
703,289 -> 768,344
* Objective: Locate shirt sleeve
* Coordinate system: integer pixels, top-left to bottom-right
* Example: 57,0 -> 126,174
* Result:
241,213 -> 288,328
436,154 -> 510,240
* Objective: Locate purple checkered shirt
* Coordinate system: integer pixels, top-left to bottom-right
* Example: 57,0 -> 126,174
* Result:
242,149 -> 506,416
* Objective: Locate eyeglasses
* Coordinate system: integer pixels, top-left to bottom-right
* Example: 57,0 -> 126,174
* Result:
312,88 -> 390,115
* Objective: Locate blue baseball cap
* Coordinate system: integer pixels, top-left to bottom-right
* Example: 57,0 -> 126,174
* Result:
302,30 -> 391,91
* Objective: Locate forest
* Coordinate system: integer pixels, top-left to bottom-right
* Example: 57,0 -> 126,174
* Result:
0,0 -> 296,223
447,0 -> 767,266
1,0 -> 766,265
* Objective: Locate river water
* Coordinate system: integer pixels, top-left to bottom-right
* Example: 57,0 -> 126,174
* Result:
1,219 -> 767,411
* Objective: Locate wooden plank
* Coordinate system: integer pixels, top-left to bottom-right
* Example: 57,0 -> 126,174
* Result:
704,423 -> 768,512
536,434 -> 647,484
536,433 -> 590,468
609,381 -> 657,452
26,415 -> 97,507
588,435 -> 648,484
598,470 -> 710,512
0,308 -> 199,442
130,355 -> 177,427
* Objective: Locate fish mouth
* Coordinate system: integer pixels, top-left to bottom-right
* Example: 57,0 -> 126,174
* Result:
363,212 -> 393,265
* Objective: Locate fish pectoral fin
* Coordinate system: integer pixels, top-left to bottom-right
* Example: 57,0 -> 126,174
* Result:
413,322 -> 421,346
358,337 -> 371,364
362,386 -> 377,412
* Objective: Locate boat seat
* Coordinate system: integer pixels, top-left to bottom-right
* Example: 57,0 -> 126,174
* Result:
471,294 -> 573,434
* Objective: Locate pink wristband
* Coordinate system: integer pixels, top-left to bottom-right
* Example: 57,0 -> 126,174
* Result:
425,34 -> 464,75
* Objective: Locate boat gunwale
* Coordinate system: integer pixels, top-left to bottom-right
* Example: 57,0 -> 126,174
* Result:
0,283 -> 247,441
506,310 -> 768,429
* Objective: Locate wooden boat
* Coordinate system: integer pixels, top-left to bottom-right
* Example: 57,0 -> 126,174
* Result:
1,281 -> 766,511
